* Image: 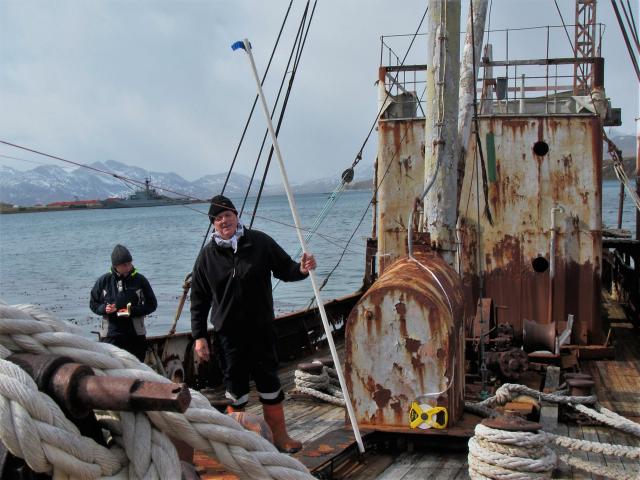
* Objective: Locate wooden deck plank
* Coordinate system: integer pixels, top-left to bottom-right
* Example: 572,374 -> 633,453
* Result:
581,426 -> 606,480
453,467 -> 471,480
288,413 -> 344,443
552,422 -> 573,480
610,429 -> 640,473
406,451 -> 469,480
374,452 -> 422,480
568,424 -> 592,479
593,427 -> 626,474
540,366 -> 560,432
398,452 -> 446,480
342,454 -> 397,479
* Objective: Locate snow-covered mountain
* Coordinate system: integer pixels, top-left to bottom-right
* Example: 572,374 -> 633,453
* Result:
0,159 -> 374,206
0,160 -> 256,206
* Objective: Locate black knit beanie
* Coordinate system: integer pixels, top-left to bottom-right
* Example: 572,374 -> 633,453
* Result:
208,195 -> 237,221
111,244 -> 133,266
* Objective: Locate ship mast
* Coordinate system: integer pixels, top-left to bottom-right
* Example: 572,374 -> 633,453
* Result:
573,0 -> 597,95
423,0 -> 461,266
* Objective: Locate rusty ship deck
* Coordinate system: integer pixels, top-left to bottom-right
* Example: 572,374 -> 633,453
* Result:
191,295 -> 640,480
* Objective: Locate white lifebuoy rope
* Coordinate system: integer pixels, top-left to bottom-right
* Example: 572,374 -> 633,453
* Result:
467,384 -> 640,480
0,301 -> 313,480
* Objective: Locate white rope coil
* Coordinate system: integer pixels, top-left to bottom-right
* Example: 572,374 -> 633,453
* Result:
468,424 -> 556,480
468,383 -> 640,480
293,363 -> 345,407
0,357 -> 126,479
0,302 -> 313,480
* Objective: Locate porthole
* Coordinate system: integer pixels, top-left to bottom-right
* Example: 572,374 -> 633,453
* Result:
533,141 -> 549,156
531,256 -> 549,273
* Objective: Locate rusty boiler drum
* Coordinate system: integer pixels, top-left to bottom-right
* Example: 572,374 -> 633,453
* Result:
345,248 -> 465,431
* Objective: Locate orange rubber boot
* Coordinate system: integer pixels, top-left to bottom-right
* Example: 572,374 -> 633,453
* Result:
226,404 -> 245,414
262,402 -> 302,453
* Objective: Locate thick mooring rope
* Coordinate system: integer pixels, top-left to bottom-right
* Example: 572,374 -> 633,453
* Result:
0,302 -> 313,480
293,361 -> 345,407
467,384 -> 640,480
474,383 -> 597,410
468,424 -> 557,480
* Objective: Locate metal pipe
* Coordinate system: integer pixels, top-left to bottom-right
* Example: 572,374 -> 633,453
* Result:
545,26 -> 549,114
519,73 -> 525,114
8,353 -> 191,418
636,113 -> 640,242
548,205 -> 565,324
408,157 -> 440,258
617,181 -> 625,229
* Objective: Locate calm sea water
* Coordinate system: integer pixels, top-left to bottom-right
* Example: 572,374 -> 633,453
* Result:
0,190 -> 373,337
0,183 -> 636,337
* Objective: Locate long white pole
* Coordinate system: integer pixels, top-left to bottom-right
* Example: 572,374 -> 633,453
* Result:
234,38 -> 365,453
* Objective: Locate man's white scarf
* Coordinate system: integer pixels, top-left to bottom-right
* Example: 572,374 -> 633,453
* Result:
212,222 -> 245,252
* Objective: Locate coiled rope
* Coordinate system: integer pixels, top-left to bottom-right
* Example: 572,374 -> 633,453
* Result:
469,424 -> 557,480
0,301 -> 313,480
293,361 -> 345,407
467,383 -> 640,480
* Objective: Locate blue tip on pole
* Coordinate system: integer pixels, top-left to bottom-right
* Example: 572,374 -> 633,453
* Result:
231,41 -> 245,51
232,40 -> 251,52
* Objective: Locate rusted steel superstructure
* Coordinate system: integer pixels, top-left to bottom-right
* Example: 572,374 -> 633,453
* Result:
456,21 -> 618,345
374,72 -> 426,274
343,14 -> 632,444
458,114 -> 604,343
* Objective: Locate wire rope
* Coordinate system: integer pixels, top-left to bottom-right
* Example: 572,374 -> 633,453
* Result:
248,0 -> 319,228
239,0 -> 312,221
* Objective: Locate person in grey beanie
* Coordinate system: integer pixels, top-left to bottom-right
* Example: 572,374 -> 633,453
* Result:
90,244 -> 157,361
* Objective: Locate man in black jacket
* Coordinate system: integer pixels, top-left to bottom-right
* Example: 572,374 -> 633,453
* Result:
90,244 -> 157,361
191,195 -> 315,453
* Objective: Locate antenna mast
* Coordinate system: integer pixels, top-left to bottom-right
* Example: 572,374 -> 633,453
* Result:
573,0 -> 597,95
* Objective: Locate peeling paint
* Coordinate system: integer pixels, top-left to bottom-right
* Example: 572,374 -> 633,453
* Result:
459,116 -> 603,343
345,248 -> 465,428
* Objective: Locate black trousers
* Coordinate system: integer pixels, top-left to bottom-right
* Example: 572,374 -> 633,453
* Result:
102,334 -> 147,362
214,323 -> 284,406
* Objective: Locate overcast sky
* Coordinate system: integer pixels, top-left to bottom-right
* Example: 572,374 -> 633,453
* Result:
1,0 -> 637,184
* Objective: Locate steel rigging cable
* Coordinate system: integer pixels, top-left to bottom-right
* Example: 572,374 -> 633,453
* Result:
247,0 -> 317,228
240,1 -> 309,221
275,4 -> 431,297
199,0 -> 296,250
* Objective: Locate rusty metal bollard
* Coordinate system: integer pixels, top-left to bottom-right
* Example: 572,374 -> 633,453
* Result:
296,362 -> 324,375
8,353 -> 191,417
6,353 -> 195,479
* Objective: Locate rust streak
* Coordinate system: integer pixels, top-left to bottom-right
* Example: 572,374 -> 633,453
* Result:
373,385 -> 392,409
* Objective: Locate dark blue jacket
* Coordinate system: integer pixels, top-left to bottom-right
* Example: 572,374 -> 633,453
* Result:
90,267 -> 157,337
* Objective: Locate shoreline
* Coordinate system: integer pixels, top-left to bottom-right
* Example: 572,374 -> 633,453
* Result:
0,199 -> 206,214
